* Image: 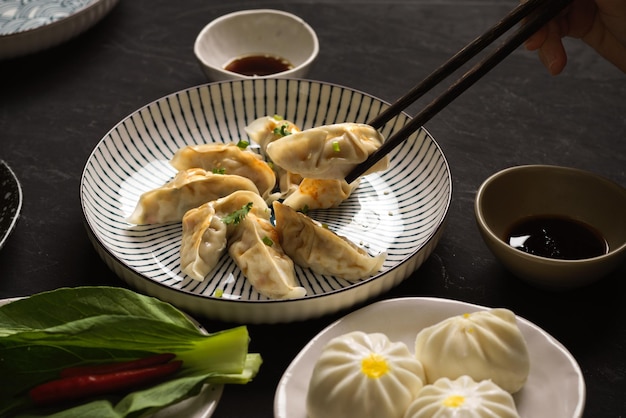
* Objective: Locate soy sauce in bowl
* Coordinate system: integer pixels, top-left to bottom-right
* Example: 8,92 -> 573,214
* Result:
224,54 -> 293,76
506,215 -> 608,260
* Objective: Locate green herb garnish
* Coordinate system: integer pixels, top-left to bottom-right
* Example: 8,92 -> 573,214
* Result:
236,140 -> 250,149
222,202 -> 253,225
212,167 -> 226,174
332,140 -> 341,152
273,123 -> 291,137
262,236 -> 274,247
297,204 -> 310,214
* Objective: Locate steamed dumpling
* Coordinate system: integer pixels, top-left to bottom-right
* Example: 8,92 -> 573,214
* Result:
307,331 -> 425,418
170,143 -> 276,198
273,201 -> 385,280
414,309 -> 530,394
179,191 -> 267,281
228,209 -> 306,299
212,190 -> 270,225
127,168 -> 259,224
212,192 -> 304,299
244,115 -> 304,199
282,178 -> 360,211
180,203 -> 228,281
403,375 -> 520,418
265,122 -> 389,180
243,115 -> 301,155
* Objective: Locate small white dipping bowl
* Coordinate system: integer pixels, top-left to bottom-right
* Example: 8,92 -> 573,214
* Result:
475,165 -> 626,290
194,9 -> 319,81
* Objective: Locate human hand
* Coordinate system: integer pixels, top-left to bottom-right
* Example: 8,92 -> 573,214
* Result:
524,0 -> 626,74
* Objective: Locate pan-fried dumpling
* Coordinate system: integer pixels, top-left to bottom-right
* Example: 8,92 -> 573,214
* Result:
282,178 -> 360,211
265,123 -> 389,180
228,209 -> 306,299
307,331 -> 425,418
244,115 -> 303,199
212,190 -> 270,221
180,203 -> 228,281
403,376 -> 520,418
127,168 -> 259,225
273,201 -> 385,280
170,143 -> 276,198
243,115 -> 301,155
179,190 -> 269,281
274,170 -> 303,201
414,309 -> 530,394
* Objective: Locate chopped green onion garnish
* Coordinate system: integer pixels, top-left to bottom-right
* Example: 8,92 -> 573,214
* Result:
222,202 -> 253,225
273,123 -> 291,137
332,140 -> 340,152
237,140 -> 250,149
212,167 -> 226,174
297,204 -> 309,214
262,236 -> 274,247
214,288 -> 224,298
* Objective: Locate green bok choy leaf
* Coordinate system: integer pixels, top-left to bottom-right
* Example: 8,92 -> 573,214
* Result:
0,286 -> 262,417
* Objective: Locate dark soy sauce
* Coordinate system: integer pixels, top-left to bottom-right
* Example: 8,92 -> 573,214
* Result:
506,215 -> 608,260
224,54 -> 293,76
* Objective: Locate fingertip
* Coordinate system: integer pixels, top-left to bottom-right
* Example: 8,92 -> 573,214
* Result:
548,57 -> 567,75
538,49 -> 567,75
524,27 -> 548,51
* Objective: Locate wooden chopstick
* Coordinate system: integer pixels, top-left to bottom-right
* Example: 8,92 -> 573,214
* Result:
345,0 -> 573,184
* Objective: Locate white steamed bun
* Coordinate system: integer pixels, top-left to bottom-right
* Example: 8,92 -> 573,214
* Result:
307,331 -> 425,418
414,308 -> 530,393
403,375 -> 520,418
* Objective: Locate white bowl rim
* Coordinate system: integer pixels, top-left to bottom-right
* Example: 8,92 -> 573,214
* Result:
193,9 -> 320,79
475,164 -> 626,264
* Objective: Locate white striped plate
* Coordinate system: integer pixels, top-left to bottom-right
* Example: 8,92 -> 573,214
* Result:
81,79 -> 452,323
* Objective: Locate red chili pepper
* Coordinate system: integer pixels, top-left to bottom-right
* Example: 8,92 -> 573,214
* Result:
28,360 -> 183,406
60,353 -> 176,378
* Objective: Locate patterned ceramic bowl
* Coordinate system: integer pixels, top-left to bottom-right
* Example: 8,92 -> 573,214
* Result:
81,78 -> 452,323
0,0 -> 119,60
0,160 -> 22,250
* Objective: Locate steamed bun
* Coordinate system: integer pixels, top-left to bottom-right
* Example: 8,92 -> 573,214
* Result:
414,309 -> 530,393
307,331 -> 425,418
403,375 -> 520,418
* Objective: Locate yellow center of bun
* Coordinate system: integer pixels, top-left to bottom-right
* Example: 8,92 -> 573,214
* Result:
443,394 -> 466,408
361,353 -> 389,378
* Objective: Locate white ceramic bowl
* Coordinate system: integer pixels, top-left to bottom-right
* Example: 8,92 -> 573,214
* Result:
475,165 -> 626,290
194,9 -> 319,81
81,78 -> 452,323
275,297 -> 585,418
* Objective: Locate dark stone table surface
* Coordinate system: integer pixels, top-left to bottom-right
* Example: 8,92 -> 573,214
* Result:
1,0 -> 624,416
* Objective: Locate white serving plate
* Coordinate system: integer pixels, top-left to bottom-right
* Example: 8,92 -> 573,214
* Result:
80,78 -> 452,323
0,160 -> 22,250
275,297 -> 586,418
0,297 -> 223,417
0,0 -> 119,60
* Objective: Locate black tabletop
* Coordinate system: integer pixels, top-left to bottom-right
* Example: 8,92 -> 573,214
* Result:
1,0 -> 625,416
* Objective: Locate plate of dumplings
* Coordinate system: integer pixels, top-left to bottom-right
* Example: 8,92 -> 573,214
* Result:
80,79 -> 452,323
275,297 -> 585,418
